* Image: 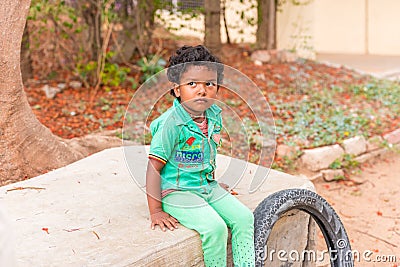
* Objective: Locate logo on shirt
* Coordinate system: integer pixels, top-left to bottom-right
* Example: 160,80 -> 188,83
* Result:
175,150 -> 204,163
186,136 -> 196,146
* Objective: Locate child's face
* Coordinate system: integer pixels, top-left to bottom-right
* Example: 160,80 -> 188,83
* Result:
173,65 -> 218,115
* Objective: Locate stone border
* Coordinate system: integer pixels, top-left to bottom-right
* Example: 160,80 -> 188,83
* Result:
277,128 -> 400,182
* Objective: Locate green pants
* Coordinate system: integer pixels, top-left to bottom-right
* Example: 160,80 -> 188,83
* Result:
162,182 -> 255,267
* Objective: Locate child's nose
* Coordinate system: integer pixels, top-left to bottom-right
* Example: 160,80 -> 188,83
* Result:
198,83 -> 206,94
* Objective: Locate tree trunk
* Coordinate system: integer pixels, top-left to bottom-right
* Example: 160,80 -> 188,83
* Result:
256,0 -> 277,49
82,0 -> 102,61
21,21 -> 33,84
0,0 -> 122,184
204,0 -> 221,55
137,0 -> 155,57
110,0 -> 155,63
222,0 -> 230,44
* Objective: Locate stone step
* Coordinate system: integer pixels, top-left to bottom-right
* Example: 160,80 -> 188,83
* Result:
0,146 -> 314,266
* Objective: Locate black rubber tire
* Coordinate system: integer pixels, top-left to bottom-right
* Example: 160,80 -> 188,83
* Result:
253,189 -> 353,267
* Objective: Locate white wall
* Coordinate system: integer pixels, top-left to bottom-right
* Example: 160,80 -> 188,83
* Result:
314,0 -> 366,54
156,0 -> 400,56
154,1 -> 258,44
368,0 -> 400,55
277,1 -> 315,58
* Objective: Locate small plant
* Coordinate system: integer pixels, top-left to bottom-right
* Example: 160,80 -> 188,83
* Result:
333,174 -> 346,181
329,158 -> 342,170
137,54 -> 166,83
329,154 -> 360,170
76,52 -> 131,89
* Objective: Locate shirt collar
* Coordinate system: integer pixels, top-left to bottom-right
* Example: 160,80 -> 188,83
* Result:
173,98 -> 221,126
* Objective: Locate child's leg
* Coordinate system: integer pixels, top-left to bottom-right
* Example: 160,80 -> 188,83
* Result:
162,191 -> 228,267
208,184 -> 255,267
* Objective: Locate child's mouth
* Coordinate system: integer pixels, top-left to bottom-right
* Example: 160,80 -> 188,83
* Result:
194,98 -> 208,103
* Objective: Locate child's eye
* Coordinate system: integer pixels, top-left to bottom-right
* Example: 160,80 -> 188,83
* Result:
187,81 -> 196,87
206,82 -> 216,87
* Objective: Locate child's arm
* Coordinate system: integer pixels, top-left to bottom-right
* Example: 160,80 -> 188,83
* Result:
146,158 -> 179,231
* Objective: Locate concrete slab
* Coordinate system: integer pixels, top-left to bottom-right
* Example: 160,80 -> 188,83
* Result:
0,146 -> 314,266
317,53 -> 400,80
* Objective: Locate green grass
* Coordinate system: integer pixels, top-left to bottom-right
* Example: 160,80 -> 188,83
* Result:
272,78 -> 399,149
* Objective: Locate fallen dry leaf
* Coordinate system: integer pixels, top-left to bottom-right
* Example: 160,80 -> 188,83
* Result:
230,189 -> 238,195
92,231 -> 100,240
63,228 -> 81,232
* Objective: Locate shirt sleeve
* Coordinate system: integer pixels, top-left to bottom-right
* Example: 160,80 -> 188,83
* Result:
149,117 -> 179,164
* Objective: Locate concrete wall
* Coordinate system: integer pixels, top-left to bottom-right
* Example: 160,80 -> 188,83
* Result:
313,0 -> 366,54
276,2 -> 315,59
156,0 -> 400,56
368,0 -> 400,55
0,147 -> 316,266
313,0 -> 400,55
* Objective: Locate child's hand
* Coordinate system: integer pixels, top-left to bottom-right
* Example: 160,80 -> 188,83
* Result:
219,182 -> 230,192
150,210 -> 179,231
219,182 -> 238,195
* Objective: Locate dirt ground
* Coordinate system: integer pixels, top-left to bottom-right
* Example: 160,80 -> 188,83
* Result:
312,151 -> 400,267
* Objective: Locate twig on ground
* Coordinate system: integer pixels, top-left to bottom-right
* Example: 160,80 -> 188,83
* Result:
366,180 -> 376,188
347,178 -> 366,185
382,215 -> 400,219
92,231 -> 100,240
63,228 -> 81,232
339,210 -> 356,219
6,186 -> 46,193
355,230 -> 398,248
328,187 -> 341,191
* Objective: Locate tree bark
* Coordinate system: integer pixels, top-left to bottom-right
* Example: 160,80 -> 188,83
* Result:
20,21 -> 33,83
256,0 -> 277,49
110,0 -> 155,63
204,0 -> 221,55
82,0 -> 102,61
0,0 -> 122,185
222,0 -> 230,44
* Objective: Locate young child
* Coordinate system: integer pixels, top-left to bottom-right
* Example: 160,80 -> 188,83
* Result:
146,45 -> 255,267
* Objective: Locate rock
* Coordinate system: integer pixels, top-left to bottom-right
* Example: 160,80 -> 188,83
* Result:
0,147 -> 315,266
321,169 -> 344,182
254,60 -> 263,66
250,50 -> 271,63
341,136 -> 367,156
309,172 -> 323,181
300,145 -> 344,172
252,135 -> 276,149
278,50 -> 297,63
42,84 -> 62,99
354,148 -> 386,164
276,144 -> 299,159
255,73 -> 266,81
268,49 -> 279,64
57,83 -> 66,90
366,135 -> 383,151
266,210 -> 314,266
69,81 -> 82,89
255,49 -> 298,64
383,128 -> 400,144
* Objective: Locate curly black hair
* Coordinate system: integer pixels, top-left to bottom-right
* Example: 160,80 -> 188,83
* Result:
166,45 -> 224,98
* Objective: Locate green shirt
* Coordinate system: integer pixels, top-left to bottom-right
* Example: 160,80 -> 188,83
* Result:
149,99 -> 222,192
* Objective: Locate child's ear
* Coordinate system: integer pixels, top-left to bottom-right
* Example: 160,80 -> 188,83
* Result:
173,84 -> 180,97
